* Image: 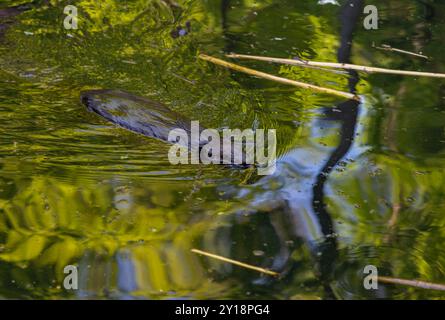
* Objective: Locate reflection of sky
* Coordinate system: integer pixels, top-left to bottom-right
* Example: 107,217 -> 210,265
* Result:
117,251 -> 138,294
237,99 -> 369,248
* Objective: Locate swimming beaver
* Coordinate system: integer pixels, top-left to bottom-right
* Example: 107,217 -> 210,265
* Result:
81,89 -> 194,143
81,89 -> 272,170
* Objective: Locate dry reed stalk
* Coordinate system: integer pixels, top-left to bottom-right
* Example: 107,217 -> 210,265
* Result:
199,54 -> 358,100
191,248 -> 279,277
226,53 -> 445,79
379,276 -> 445,291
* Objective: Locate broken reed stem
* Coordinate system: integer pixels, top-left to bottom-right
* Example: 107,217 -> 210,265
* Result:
378,276 -> 445,291
191,248 -> 279,277
374,44 -> 429,60
198,54 -> 358,101
226,53 -> 445,79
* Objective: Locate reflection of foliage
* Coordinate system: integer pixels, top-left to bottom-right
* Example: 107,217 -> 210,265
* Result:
0,174 -> 230,297
0,176 -> 179,261
79,0 -> 176,32
326,151 -> 445,299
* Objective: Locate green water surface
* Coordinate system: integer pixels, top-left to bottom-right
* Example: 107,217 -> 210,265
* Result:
1,0 -> 445,299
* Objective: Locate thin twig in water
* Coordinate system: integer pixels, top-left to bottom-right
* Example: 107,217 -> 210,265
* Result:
191,248 -> 279,277
374,44 -> 429,60
226,53 -> 445,79
170,72 -> 196,85
379,276 -> 445,291
198,54 -> 358,101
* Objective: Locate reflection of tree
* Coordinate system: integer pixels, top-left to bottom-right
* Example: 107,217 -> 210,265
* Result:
311,0 -> 362,298
214,0 -> 365,298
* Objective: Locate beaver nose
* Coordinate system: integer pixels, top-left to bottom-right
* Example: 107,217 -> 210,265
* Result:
80,92 -> 94,112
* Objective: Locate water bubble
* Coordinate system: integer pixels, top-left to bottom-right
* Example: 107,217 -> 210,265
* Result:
253,250 -> 265,256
